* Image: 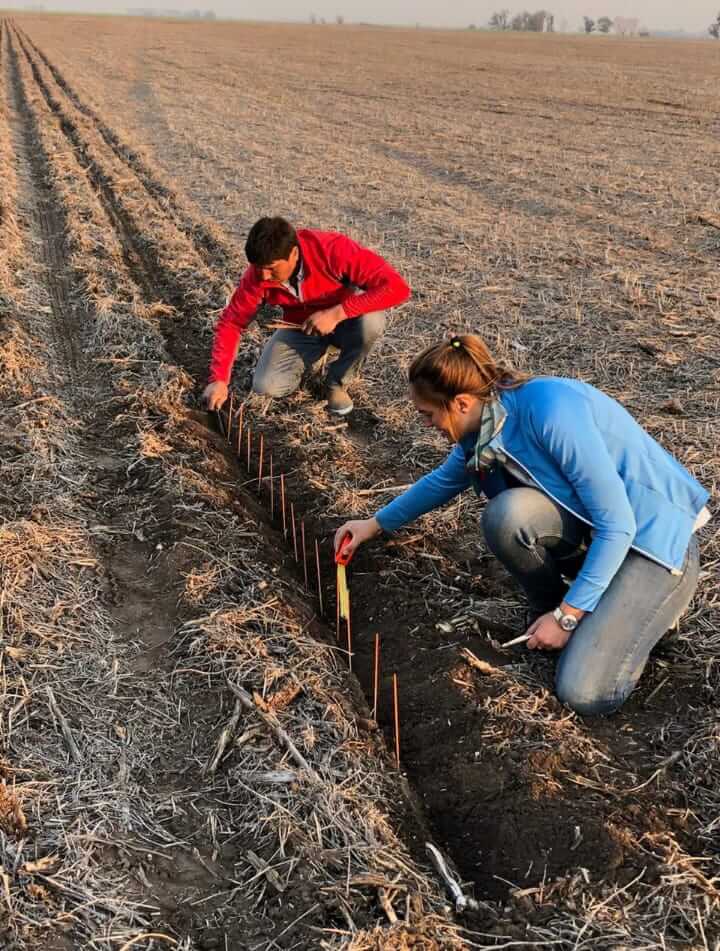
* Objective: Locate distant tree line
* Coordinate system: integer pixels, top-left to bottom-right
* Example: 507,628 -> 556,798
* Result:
583,15 -> 644,34
487,10 -> 653,35
309,14 -> 346,24
127,7 -> 215,17
489,9 -> 555,31
583,15 -> 613,33
710,11 -> 720,37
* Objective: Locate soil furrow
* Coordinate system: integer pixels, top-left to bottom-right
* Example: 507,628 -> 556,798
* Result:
3,22 -> 465,949
6,36 -> 81,382
12,28 -> 168,304
4,23 -> 260,945
17,25 -> 236,277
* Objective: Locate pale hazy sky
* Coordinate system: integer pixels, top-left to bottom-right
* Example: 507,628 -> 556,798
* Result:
247,1 -> 712,32
11,0 -> 716,33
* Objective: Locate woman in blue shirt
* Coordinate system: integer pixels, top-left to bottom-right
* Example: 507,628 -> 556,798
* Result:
335,334 -> 709,715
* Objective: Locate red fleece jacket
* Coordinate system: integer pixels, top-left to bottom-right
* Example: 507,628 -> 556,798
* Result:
208,229 -> 411,384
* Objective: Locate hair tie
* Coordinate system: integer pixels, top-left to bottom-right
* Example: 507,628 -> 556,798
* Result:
450,337 -> 462,349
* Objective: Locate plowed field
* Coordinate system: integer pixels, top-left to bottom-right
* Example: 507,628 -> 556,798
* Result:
1,16 -> 718,951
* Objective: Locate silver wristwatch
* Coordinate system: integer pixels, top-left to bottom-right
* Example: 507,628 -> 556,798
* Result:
553,607 -> 579,632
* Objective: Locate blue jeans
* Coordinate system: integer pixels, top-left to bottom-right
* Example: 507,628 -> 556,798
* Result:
482,487 -> 700,715
252,311 -> 386,397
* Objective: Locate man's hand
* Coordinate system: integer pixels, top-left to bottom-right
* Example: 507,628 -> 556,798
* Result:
334,517 -> 381,558
526,612 -> 572,651
203,381 -> 229,411
302,304 -> 346,337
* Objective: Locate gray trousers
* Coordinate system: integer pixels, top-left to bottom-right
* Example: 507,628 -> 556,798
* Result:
482,487 -> 700,716
252,311 -> 386,398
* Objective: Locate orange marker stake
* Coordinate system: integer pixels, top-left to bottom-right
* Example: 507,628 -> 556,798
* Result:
281,474 -> 287,538
301,521 -> 309,590
269,455 -> 275,519
227,391 -> 234,443
258,433 -> 265,489
236,403 -> 244,454
314,538 -> 324,616
291,503 -> 298,562
393,673 -> 400,768
372,633 -> 380,721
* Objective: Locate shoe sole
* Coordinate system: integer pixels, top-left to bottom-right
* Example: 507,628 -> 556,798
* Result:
327,403 -> 353,416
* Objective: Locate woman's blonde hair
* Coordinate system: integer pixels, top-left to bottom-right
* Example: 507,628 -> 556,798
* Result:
409,334 -> 528,436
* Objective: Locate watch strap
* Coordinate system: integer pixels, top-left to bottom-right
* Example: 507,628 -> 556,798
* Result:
553,607 -> 578,631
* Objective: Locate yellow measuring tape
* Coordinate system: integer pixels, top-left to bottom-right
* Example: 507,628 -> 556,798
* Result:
337,563 -> 350,619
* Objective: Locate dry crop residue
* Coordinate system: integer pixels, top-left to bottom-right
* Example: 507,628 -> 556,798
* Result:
3,13 -> 720,950
0,18 -> 467,951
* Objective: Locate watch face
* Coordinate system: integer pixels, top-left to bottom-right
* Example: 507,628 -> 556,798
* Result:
560,615 -> 578,632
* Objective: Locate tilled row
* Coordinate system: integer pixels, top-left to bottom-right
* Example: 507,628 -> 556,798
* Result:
14,25 -> 218,310
1,20 -> 171,949
20,24 -> 238,278
3,20 -> 470,951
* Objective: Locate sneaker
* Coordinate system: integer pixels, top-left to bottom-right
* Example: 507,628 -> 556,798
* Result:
326,384 -> 353,416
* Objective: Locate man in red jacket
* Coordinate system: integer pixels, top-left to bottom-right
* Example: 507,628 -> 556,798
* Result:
203,217 -> 411,416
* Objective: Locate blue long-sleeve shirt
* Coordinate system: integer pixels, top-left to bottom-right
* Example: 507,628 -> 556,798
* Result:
376,378 -> 708,612
377,443 -> 470,531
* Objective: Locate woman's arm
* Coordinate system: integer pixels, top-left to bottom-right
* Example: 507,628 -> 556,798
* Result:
335,444 -> 471,556
375,443 -> 472,533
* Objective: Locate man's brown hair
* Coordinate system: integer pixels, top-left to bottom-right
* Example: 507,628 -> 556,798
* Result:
245,217 -> 298,265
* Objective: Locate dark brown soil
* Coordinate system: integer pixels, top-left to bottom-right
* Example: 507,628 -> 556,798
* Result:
159,289 -> 709,909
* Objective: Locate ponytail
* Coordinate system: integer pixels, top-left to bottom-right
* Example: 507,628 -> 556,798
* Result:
409,334 -> 527,408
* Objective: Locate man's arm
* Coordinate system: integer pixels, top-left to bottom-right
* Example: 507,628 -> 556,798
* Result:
325,233 -> 411,318
208,270 -> 262,386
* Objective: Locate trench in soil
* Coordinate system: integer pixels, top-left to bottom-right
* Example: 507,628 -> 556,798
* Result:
5,21 -> 441,945
185,403 -> 704,905
8,19 -> 709,913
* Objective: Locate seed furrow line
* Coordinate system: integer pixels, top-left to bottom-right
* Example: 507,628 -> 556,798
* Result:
17,25 -> 236,278
5,28 -> 81,382
13,26 -> 200,313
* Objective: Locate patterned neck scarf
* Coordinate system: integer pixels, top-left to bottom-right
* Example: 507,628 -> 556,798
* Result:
466,397 -> 507,473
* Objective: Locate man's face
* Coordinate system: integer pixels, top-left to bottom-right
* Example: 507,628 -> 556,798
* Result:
255,246 -> 299,283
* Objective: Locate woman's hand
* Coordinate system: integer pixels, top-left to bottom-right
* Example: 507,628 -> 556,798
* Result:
334,518 -> 381,557
526,612 -> 572,651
